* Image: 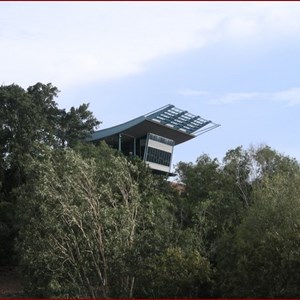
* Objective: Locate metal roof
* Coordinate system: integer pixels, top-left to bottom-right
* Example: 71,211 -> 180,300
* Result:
145,104 -> 217,135
89,104 -> 220,145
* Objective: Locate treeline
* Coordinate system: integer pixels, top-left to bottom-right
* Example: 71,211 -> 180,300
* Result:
1,83 -> 300,298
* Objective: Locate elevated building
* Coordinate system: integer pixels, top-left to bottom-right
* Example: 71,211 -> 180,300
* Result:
89,104 -> 220,175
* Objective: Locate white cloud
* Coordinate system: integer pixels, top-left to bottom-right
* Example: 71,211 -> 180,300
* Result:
181,88 -> 300,107
179,89 -> 209,97
212,92 -> 260,104
271,88 -> 300,106
225,17 -> 259,39
1,2 -> 300,88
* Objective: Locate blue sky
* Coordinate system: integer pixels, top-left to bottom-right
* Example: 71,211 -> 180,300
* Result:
1,2 -> 300,170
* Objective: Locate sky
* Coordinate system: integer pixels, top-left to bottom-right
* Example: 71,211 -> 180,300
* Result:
1,1 -> 300,171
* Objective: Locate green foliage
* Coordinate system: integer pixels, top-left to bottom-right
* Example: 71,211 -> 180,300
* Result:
135,246 -> 213,298
175,151 -> 246,253
0,82 -> 100,267
15,143 -> 215,298
0,82 -> 100,174
56,103 -> 100,148
0,200 -> 16,265
218,168 -> 300,297
1,84 -> 299,299
16,145 -> 157,297
176,145 -> 300,297
176,154 -> 221,203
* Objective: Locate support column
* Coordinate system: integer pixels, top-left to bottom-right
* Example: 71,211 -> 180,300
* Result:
133,137 -> 136,156
118,134 -> 122,152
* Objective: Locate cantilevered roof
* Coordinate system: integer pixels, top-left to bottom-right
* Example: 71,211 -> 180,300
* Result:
89,104 -> 220,145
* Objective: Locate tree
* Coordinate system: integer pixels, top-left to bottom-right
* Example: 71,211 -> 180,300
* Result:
176,154 -> 221,203
56,104 -> 100,148
175,154 -> 222,229
0,83 -> 53,264
0,82 -> 100,185
15,142 -> 216,298
175,151 -> 246,261
222,146 -> 252,207
0,82 -> 100,266
217,150 -> 300,297
16,144 -> 155,297
133,245 -> 213,298
175,146 -> 300,297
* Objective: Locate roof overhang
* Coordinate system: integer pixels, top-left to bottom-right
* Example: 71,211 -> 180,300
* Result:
88,104 -> 220,145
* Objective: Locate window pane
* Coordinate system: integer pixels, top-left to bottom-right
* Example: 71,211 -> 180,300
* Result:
146,147 -> 172,166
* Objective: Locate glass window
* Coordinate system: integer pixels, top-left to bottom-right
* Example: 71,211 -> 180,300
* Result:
149,133 -> 174,146
146,147 -> 172,166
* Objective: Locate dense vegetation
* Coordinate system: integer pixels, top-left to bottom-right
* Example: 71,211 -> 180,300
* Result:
1,83 -> 300,298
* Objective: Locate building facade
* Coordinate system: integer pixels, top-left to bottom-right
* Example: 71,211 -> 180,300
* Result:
89,104 -> 220,175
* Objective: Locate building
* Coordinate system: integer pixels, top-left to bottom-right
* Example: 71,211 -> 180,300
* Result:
89,104 -> 220,176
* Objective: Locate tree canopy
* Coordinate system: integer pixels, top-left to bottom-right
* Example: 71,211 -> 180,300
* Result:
1,82 -> 300,298
0,82 -> 100,266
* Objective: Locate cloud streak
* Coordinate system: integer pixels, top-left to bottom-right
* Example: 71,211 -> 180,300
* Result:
180,88 -> 300,106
